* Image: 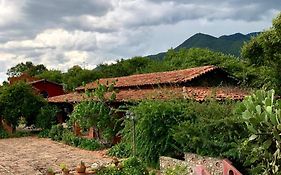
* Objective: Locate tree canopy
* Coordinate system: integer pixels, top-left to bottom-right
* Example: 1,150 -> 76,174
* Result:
0,82 -> 45,129
7,61 -> 47,77
242,13 -> 281,92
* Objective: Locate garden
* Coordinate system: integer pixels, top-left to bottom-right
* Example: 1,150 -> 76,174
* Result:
1,12 -> 281,175
1,80 -> 281,174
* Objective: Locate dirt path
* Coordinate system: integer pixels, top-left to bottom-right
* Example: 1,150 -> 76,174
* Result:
0,137 -> 113,175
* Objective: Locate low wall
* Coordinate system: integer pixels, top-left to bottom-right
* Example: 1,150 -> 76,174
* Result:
184,153 -> 223,175
160,156 -> 192,175
160,153 -> 223,175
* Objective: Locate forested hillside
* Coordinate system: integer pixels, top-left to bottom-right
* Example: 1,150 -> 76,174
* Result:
148,32 -> 259,59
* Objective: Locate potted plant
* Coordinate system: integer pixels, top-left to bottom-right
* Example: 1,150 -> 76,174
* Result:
76,161 -> 86,173
47,168 -> 55,175
60,163 -> 70,175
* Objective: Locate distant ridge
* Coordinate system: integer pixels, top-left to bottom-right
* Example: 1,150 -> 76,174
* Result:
148,32 -> 260,59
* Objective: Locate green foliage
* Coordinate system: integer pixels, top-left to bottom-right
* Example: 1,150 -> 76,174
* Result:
70,82 -> 119,144
63,65 -> 101,91
11,131 -> 32,138
49,124 -> 64,141
36,70 -> 63,84
115,100 -> 248,169
0,82 -> 45,129
108,142 -> 131,158
0,128 -> 9,139
120,100 -> 188,167
6,61 -> 47,77
122,157 -> 149,175
164,165 -> 189,175
238,89 -> 281,174
60,129 -> 102,150
47,126 -> 102,150
172,100 -> 248,161
35,105 -> 59,129
95,157 -> 149,175
96,57 -> 153,78
38,129 -> 50,138
242,12 -> 281,93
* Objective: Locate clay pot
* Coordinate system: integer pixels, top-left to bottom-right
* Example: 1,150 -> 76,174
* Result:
76,164 -> 86,173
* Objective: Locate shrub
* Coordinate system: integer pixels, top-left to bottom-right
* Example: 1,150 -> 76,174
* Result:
108,142 -> 131,158
121,100 -> 188,167
0,82 -> 45,129
95,157 -> 148,175
35,105 -> 59,129
172,100 -> 248,161
122,157 -> 149,175
61,129 -> 102,150
78,138 -> 101,151
38,129 -> 50,138
49,124 -> 64,141
11,131 -> 32,138
0,128 -> 8,139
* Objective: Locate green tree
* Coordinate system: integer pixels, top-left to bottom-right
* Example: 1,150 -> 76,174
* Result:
242,13 -> 281,92
36,70 -> 63,84
35,104 -> 59,129
0,82 -> 45,130
7,61 -> 47,77
63,65 -> 101,91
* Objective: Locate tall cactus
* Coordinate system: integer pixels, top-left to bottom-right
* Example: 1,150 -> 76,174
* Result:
240,89 -> 281,174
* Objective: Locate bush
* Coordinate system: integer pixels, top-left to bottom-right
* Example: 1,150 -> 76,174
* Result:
49,124 -> 64,141
38,129 -> 50,138
122,157 -> 149,175
61,129 -> 102,150
35,105 -> 59,129
172,100 -> 248,160
78,138 -> 101,150
108,142 -> 131,158
121,100 -> 188,167
0,128 -> 8,139
117,99 -> 249,168
95,157 -> 148,175
11,131 -> 32,138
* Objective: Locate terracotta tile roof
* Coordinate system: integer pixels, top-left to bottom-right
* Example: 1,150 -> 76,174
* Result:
76,65 -> 220,90
48,92 -> 86,103
48,86 -> 247,103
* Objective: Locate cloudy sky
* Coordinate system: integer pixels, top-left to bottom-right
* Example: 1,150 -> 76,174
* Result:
0,0 -> 280,83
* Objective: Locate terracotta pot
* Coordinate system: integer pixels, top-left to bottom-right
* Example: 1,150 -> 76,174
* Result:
76,164 -> 86,173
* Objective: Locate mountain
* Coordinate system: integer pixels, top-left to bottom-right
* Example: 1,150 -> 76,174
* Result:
148,32 -> 259,59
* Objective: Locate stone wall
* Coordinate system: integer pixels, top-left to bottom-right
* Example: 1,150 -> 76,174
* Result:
184,153 -> 223,175
160,153 -> 224,175
160,156 -> 192,175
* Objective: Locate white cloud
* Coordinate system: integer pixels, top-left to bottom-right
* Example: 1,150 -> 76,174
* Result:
0,0 -> 25,27
0,0 -> 280,83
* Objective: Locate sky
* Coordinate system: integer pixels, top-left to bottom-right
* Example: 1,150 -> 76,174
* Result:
0,0 -> 280,83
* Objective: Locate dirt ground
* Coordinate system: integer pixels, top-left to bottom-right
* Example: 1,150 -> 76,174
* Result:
0,137 -> 113,175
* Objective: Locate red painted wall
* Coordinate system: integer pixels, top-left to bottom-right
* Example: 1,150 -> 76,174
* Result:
32,81 -> 64,98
